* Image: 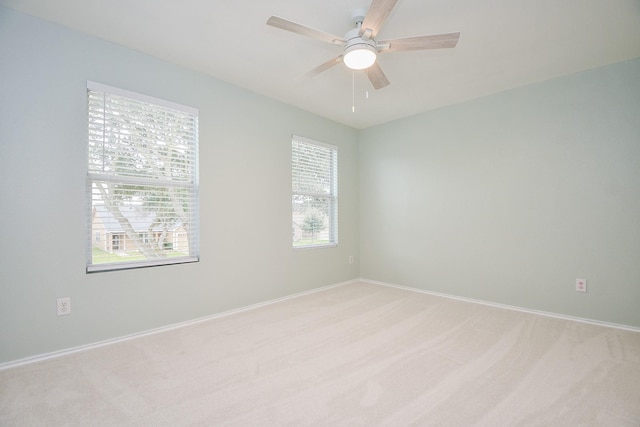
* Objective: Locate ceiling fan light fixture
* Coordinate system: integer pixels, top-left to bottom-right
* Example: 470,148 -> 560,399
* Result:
343,44 -> 377,70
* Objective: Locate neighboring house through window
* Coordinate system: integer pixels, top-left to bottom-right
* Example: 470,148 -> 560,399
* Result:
291,135 -> 338,248
87,81 -> 199,272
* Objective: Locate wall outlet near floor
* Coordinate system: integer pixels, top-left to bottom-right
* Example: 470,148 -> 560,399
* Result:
57,297 -> 71,316
349,255 -> 354,264
576,279 -> 587,293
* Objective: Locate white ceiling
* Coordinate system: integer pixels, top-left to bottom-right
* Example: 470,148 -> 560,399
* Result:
2,0 -> 640,129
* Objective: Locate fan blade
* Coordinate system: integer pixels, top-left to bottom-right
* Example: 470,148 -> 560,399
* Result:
379,32 -> 460,52
360,0 -> 398,39
267,16 -> 346,45
307,55 -> 344,77
366,62 -> 390,90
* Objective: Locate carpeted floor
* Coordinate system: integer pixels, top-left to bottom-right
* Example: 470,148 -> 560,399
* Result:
1,281 -> 639,426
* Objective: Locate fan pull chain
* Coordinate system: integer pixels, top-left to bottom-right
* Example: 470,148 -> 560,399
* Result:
352,72 -> 355,113
352,74 -> 370,112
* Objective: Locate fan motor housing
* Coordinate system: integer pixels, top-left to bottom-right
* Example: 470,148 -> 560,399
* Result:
344,28 -> 377,51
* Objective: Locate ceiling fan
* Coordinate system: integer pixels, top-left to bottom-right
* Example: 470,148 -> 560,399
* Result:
267,0 -> 460,90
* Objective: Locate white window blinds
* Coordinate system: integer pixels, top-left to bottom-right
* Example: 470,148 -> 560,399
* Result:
292,135 -> 338,248
87,81 -> 199,272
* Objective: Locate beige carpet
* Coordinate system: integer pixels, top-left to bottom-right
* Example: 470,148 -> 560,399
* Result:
1,281 -> 639,426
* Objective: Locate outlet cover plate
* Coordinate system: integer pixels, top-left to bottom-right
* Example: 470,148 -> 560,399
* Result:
576,279 -> 587,293
57,297 -> 71,316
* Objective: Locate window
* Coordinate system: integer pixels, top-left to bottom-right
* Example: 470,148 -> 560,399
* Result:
87,81 -> 199,272
111,234 -> 123,251
291,135 -> 338,248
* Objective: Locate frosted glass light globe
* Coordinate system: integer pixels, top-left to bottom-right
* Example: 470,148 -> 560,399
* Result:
343,45 -> 377,70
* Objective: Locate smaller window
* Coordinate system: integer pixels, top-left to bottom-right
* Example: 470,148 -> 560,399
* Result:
291,135 -> 338,248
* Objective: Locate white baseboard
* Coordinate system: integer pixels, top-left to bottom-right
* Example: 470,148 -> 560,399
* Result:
0,279 -> 358,371
4,277 -> 637,371
360,278 -> 640,334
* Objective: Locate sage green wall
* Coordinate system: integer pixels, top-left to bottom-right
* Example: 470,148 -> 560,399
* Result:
0,7 -> 359,364
359,58 -> 640,327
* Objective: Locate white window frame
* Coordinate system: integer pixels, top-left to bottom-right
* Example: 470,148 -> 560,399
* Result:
291,135 -> 338,249
86,81 -> 199,272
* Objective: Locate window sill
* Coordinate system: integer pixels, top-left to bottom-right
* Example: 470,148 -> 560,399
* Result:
292,243 -> 337,251
87,256 -> 199,273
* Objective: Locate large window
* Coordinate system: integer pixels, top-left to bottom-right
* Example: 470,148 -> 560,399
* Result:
292,135 -> 338,248
87,82 -> 199,272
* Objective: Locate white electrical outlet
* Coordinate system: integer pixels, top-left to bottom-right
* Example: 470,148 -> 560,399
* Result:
349,255 -> 354,264
576,279 -> 587,293
57,297 -> 71,316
